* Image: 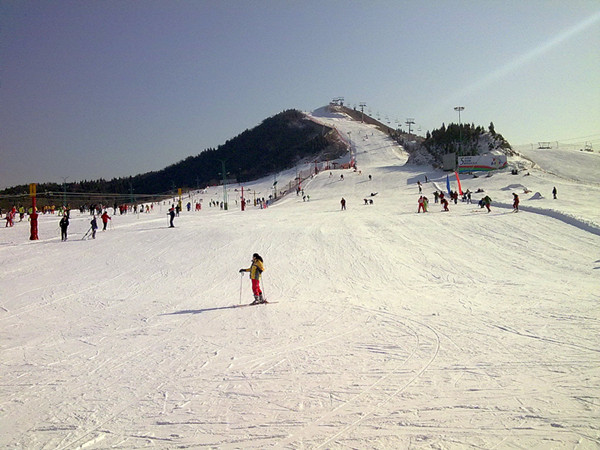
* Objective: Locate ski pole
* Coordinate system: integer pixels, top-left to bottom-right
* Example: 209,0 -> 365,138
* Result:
82,226 -> 92,240
239,272 -> 244,305
261,274 -> 267,302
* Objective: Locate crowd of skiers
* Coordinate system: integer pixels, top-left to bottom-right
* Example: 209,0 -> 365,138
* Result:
1,176 -> 561,245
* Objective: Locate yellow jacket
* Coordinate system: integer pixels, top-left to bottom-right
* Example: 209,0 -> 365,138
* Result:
243,259 -> 264,280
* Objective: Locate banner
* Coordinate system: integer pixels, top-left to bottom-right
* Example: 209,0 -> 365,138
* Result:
454,172 -> 463,195
458,154 -> 507,173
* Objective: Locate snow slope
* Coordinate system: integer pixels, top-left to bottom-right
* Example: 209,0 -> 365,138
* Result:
1,109 -> 599,449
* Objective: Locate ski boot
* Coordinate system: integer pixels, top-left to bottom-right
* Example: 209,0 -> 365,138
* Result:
250,295 -> 260,305
258,293 -> 267,304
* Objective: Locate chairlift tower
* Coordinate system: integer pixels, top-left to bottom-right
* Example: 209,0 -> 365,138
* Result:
405,118 -> 415,135
359,102 -> 367,122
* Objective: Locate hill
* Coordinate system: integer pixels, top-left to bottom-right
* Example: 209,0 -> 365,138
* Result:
0,109 -> 345,210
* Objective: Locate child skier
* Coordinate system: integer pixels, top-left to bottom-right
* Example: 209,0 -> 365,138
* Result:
512,193 -> 520,212
239,253 -> 266,304
90,216 -> 98,239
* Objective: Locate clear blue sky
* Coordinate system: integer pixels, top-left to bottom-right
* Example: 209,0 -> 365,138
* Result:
1,0 -> 599,188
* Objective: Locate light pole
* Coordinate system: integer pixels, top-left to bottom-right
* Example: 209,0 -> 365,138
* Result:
454,106 -> 464,153
359,102 -> 367,122
218,159 -> 229,210
61,176 -> 69,208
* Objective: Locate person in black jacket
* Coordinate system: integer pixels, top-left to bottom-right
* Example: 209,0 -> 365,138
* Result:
168,205 -> 175,228
59,214 -> 69,241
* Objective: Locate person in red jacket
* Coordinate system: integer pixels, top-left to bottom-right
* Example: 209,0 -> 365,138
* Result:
512,193 -> 520,212
101,211 -> 111,230
418,196 -> 425,213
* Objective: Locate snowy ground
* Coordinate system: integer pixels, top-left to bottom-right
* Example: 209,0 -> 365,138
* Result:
1,109 -> 599,449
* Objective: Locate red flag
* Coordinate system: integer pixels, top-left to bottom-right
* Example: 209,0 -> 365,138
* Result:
454,171 -> 463,196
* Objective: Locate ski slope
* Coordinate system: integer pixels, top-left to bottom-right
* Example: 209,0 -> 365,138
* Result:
1,109 -> 599,449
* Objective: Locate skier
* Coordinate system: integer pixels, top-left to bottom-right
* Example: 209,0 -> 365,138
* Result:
417,196 -> 425,213
340,197 -> 346,210
239,253 -> 266,304
90,216 -> 98,239
552,186 -> 557,199
512,193 -> 520,212
482,195 -> 492,212
441,197 -> 449,212
5,208 -> 13,227
59,213 -> 69,241
168,205 -> 175,227
101,211 -> 111,231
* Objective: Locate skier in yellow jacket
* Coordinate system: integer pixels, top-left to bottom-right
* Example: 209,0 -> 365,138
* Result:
239,253 -> 266,304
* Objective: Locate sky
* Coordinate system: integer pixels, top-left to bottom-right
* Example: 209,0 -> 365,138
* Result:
1,0 -> 599,189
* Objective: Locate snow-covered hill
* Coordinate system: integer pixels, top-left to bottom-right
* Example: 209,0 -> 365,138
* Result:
1,109 -> 599,448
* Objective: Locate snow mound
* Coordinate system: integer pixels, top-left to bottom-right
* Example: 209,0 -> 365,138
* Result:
529,192 -> 544,200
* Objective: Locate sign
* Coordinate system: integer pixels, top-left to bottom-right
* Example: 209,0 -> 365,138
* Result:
458,154 -> 507,173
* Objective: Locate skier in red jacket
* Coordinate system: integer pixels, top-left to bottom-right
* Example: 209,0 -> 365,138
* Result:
101,211 -> 111,230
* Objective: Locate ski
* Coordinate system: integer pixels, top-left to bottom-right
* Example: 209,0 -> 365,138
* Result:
236,301 -> 278,308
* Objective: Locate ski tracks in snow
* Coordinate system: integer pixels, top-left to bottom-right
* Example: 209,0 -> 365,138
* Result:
263,304 -> 441,449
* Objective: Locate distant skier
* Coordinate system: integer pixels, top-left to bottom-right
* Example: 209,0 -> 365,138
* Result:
441,197 -> 449,212
418,196 -> 425,213
482,195 -> 492,212
101,211 -> 111,230
239,253 -> 266,304
90,216 -> 98,239
168,205 -> 175,227
512,193 -> 520,212
5,208 -> 14,227
552,186 -> 557,199
59,213 -> 69,241
340,197 -> 346,210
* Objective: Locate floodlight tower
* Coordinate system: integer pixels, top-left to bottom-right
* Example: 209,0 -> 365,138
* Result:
61,176 -> 69,208
454,106 -> 465,153
359,102 -> 367,122
218,159 -> 229,210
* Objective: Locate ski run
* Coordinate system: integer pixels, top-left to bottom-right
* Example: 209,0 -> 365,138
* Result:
1,107 -> 599,449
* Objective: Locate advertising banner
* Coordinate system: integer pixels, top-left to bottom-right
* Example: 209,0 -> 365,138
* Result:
458,155 -> 507,173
